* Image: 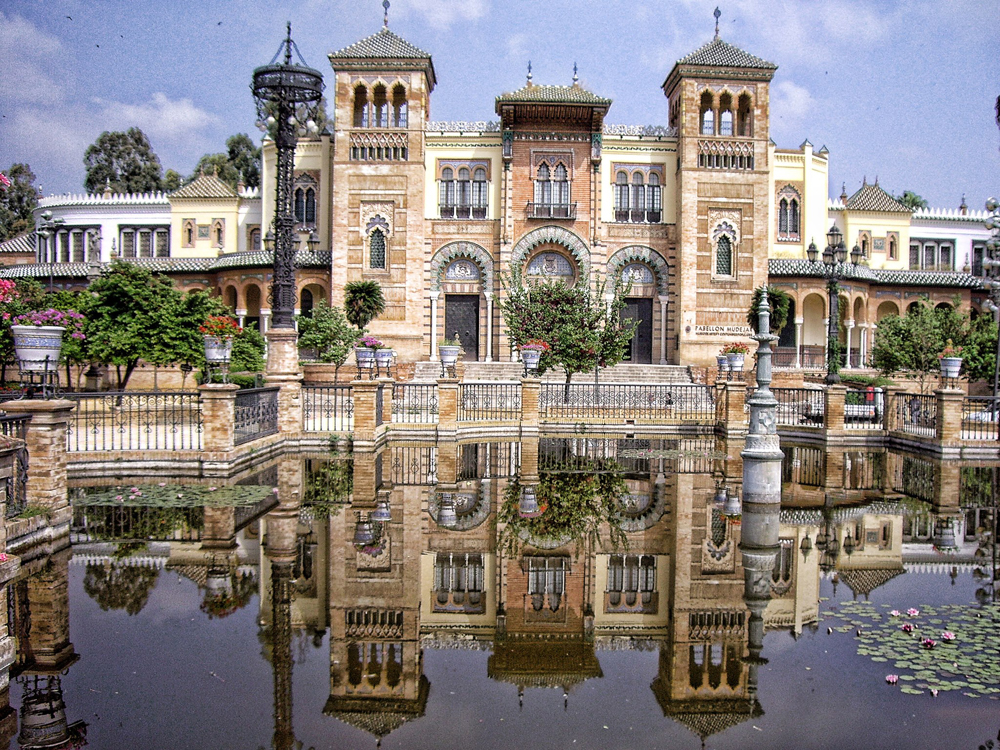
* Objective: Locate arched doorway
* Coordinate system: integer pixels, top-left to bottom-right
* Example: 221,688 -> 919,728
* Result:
245,284 -> 262,332
429,242 -> 495,362
607,246 -> 670,364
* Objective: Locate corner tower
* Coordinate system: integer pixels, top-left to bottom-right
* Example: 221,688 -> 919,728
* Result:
662,17 -> 777,366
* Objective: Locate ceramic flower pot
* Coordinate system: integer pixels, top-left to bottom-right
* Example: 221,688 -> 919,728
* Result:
939,356 -> 962,379
374,348 -> 394,367
439,345 -> 461,366
355,346 -> 375,368
521,349 -> 542,371
203,335 -> 233,364
12,325 -> 64,372
726,353 -> 745,372
716,355 -> 729,374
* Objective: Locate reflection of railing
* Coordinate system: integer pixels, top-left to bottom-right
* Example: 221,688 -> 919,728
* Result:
65,391 -> 203,451
302,385 -> 353,432
890,393 -> 937,437
234,387 -> 279,446
540,383 -> 715,422
771,388 -> 825,426
459,383 -> 521,421
392,383 -> 438,423
0,414 -> 29,518
345,608 -> 404,639
961,396 -> 1000,441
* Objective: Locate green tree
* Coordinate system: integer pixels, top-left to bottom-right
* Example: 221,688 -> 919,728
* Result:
500,273 -> 637,398
230,323 -> 266,374
163,169 -> 183,192
83,128 -> 164,194
83,563 -> 159,616
296,300 -> 361,378
343,281 -> 386,330
189,134 -> 261,191
0,163 -> 39,241
747,285 -> 791,336
895,190 -> 928,211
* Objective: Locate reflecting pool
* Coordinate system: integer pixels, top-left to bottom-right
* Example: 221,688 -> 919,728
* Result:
6,436 -> 999,749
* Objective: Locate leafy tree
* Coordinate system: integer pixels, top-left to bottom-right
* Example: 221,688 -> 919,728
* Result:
343,281 -> 386,330
83,128 -> 164,194
163,169 -> 183,192
0,278 -> 46,383
230,323 -> 266,374
895,190 -> 928,211
83,562 -> 159,616
500,273 -> 636,398
296,301 -> 361,378
0,163 -> 39,241
189,134 -> 261,191
747,285 -> 791,336
49,290 -> 92,388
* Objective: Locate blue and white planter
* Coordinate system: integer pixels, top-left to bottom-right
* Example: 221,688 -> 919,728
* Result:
521,348 -> 543,372
203,335 -> 234,364
12,325 -> 64,372
939,357 -> 962,380
355,346 -> 376,369
374,348 -> 394,369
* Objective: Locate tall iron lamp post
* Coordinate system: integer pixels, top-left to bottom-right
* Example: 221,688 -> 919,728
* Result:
983,197 -> 1000,399
251,23 -> 324,331
807,225 -> 862,385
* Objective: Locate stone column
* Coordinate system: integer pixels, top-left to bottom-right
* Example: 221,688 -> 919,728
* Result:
265,327 -> 303,437
520,378 -> 540,438
721,381 -> 748,438
436,378 -> 459,439
794,317 -> 804,369
859,324 -> 868,367
821,318 -> 829,369
429,291 -> 440,362
935,388 -> 964,446
882,385 -> 904,432
844,320 -> 855,368
261,309 -> 272,334
825,385 -> 847,433
658,295 -> 669,365
379,377 -> 394,426
0,400 -> 74,519
350,380 -> 381,446
484,293 -> 494,363
198,384 -> 238,456
236,308 -> 247,329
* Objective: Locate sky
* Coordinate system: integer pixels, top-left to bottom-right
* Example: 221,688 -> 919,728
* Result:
1,0 -> 997,209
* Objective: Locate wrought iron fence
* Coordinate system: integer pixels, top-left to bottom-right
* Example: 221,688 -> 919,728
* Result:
539,383 -> 715,423
390,445 -> 437,485
801,345 -> 825,369
302,385 -> 353,432
773,347 -> 797,369
844,388 -> 884,429
890,393 -> 937,438
961,396 -> 1000,441
459,383 -> 521,421
392,383 -> 438,423
0,414 -> 29,518
65,391 -> 203,452
234,387 -> 279,446
771,388 -> 825,426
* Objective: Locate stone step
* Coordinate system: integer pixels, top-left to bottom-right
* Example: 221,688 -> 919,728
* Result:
411,361 -> 693,384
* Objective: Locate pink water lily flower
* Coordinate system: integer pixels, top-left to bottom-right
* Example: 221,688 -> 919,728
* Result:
921,638 -> 936,649
889,609 -> 901,617
907,608 -> 920,616
885,674 -> 898,684
941,631 -> 955,642
901,623 -> 915,633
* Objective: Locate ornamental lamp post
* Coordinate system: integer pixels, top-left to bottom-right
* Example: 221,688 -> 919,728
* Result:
807,224 -> 860,385
36,210 -> 65,292
983,197 -> 1000,400
251,23 -> 324,333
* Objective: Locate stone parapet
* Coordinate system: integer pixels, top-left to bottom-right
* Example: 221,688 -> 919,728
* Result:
935,388 -> 964,444
0,399 -> 74,514
198,384 -> 238,454
520,378 -> 540,436
825,385 -> 846,433
350,380 -> 382,444
437,379 -> 459,436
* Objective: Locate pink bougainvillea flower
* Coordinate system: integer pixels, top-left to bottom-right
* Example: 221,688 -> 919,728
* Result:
885,675 -> 898,684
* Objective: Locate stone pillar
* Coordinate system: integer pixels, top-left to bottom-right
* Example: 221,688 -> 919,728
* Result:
859,324 -> 868,366
721,381 -> 748,437
825,385 -> 847,433
882,385 -> 904,432
350,380 -> 381,446
379,377 -> 394,426
202,507 -> 238,550
794,318 -> 803,369
821,318 -> 829,369
437,378 -> 459,438
0,400 -> 74,517
658,295 -> 669,365
935,388 -> 964,445
198,384 -> 238,455
520,378 -> 540,437
844,320 -> 855,368
236,308 -> 247,330
484,293 -> 494,363
265,327 -> 303,436
261,309 -> 272,334
429,291 -> 440,362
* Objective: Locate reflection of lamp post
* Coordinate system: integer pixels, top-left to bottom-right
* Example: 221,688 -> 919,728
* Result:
251,23 -> 324,331
807,225 -> 861,384
518,484 -> 540,518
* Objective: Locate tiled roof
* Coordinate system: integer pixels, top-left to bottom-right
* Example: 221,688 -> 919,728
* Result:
845,181 -> 912,213
840,566 -> 906,598
0,232 -> 36,255
676,36 -> 777,70
329,27 -> 431,60
496,83 -> 611,106
768,259 -> 985,289
170,173 -> 238,200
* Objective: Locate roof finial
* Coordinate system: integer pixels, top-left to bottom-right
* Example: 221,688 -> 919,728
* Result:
960,193 -> 967,214
383,0 -> 390,27
840,183 -> 847,203
572,62 -> 578,85
714,7 -> 721,39
526,60 -> 532,86
284,21 -> 292,65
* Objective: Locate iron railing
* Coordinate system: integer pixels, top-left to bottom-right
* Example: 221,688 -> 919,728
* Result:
771,388 -> 825,426
772,347 -> 798,369
890,393 -> 937,438
302,385 -> 353,432
234,387 -> 279,446
801,345 -> 825,369
0,414 -> 29,518
65,391 -> 203,452
539,383 -> 715,422
390,445 -> 437,486
844,388 -> 883,429
392,383 -> 438,423
961,396 -> 1000,441
459,383 -> 521,421
526,202 -> 576,220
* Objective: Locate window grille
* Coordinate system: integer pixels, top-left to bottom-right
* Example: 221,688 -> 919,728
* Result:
369,228 -> 386,269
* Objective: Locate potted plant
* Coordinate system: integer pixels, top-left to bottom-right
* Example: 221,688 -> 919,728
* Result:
715,351 -> 730,376
722,341 -> 751,372
355,334 -> 382,369
439,335 -> 463,367
199,315 -> 241,364
10,308 -> 85,372
519,339 -> 550,372
938,339 -> 962,379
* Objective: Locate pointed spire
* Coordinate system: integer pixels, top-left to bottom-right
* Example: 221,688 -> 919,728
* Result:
960,193 -> 968,215
714,6 -> 721,39
383,0 -> 390,27
572,62 -> 579,86
840,183 -> 847,203
526,60 -> 533,86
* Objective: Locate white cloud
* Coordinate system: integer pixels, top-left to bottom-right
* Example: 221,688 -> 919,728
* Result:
0,12 -> 67,104
95,93 -> 220,143
771,80 -> 815,124
407,0 -> 487,29
505,32 -> 529,62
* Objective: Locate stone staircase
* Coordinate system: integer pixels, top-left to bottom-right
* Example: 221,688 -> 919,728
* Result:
411,360 -> 693,384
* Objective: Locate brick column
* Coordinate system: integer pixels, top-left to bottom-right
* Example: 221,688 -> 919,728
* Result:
825,385 -> 846,433
935,388 -> 964,445
0,400 -> 74,516
520,378 -> 540,437
437,378 -> 459,438
351,380 -> 381,446
198,384 -> 238,455
379,377 -> 394,426
202,506 -> 237,550
721,382 -> 748,437
436,439 -> 458,485
265,327 -> 303,437
882,385 -> 904,432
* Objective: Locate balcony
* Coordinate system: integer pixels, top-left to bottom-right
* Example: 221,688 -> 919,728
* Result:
439,205 -> 488,220
526,202 -> 576,220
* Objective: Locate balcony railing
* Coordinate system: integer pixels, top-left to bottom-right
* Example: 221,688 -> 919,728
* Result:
614,209 -> 661,224
439,205 -> 488,220
526,202 -> 576,220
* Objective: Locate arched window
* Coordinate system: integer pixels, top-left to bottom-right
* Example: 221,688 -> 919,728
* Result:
300,288 -> 314,318
778,198 -> 789,234
790,199 -> 799,235
183,220 -> 195,248
213,220 -> 224,248
553,163 -> 569,209
439,167 -> 455,217
305,187 -> 315,224
391,84 -> 407,128
615,171 -> 629,221
700,91 -> 715,135
535,164 -> 551,205
776,187 -> 801,240
647,172 -> 661,222
719,93 -> 733,136
888,236 -> 897,260
630,172 -> 645,221
295,188 -> 305,223
353,85 -> 369,128
472,167 -> 488,218
716,234 -> 733,276
369,228 -> 386,269
737,93 -> 752,136
372,84 -> 388,128
456,167 -> 471,217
